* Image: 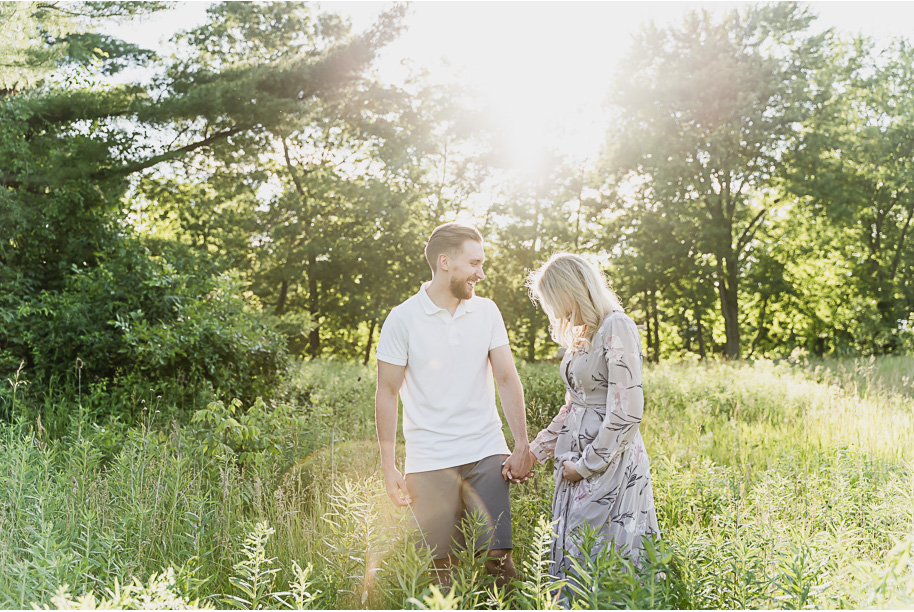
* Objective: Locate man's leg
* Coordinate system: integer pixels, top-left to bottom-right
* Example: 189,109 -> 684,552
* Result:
405,468 -> 464,586
485,549 -> 518,588
430,555 -> 455,588
459,455 -> 516,587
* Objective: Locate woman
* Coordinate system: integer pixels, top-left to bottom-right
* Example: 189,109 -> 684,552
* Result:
526,253 -> 660,579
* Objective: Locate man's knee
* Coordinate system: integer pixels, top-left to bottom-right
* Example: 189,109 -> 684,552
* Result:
484,549 -> 517,583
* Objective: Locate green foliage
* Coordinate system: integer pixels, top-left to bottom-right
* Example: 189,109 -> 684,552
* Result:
784,38 -> 914,354
284,561 -> 321,610
604,2 -> 827,359
513,515 -> 566,609
516,360 -> 567,432
1,0 -> 411,412
562,528 -> 685,609
4,242 -> 287,416
406,584 -> 464,610
225,522 -> 282,610
0,2 -> 165,90
41,567 -> 207,610
849,533 -> 914,608
191,397 -> 304,467
378,536 -> 435,608
0,359 -> 912,609
483,156 -> 585,363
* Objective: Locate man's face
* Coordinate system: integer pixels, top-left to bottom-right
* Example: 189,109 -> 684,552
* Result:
445,240 -> 486,300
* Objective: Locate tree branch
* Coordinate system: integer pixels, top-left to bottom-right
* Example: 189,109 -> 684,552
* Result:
736,208 -> 767,255
282,137 -> 307,199
736,199 -> 779,256
91,125 -> 248,181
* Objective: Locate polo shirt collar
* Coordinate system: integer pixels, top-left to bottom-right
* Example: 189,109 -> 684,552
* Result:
418,282 -> 477,316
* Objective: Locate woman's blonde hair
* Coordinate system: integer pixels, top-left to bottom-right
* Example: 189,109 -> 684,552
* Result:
526,253 -> 623,351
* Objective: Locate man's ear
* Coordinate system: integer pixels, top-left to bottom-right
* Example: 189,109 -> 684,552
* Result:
438,253 -> 449,272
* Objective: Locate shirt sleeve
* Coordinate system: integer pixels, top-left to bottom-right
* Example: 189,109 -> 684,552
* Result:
574,314 -> 644,479
530,403 -> 570,463
488,301 -> 510,351
376,308 -> 408,366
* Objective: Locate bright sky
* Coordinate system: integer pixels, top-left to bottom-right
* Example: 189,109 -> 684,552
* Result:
113,1 -> 914,173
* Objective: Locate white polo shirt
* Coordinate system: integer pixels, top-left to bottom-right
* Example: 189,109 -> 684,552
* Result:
376,283 -> 512,474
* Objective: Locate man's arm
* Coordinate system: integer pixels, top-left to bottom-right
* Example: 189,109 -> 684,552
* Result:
376,361 -> 410,506
489,344 -> 533,482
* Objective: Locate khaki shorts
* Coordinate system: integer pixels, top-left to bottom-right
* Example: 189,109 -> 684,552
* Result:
405,454 -> 513,559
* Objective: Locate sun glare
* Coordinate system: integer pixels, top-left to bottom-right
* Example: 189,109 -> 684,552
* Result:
108,1 -> 914,179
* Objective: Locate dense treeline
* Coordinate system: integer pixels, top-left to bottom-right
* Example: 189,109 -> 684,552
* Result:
2,1 -> 913,416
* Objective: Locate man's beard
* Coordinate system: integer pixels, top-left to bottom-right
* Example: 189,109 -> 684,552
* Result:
449,275 -> 475,300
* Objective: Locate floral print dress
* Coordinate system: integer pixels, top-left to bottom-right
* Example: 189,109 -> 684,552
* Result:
530,310 -> 660,578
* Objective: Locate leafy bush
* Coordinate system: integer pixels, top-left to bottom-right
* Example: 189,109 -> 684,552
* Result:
517,361 -> 566,432
191,397 -> 309,469
1,240 -> 287,420
562,527 -> 687,609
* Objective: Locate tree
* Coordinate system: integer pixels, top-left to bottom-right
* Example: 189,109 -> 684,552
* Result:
0,1 -> 163,93
604,2 -> 825,358
785,38 -> 914,353
1,1 -> 407,392
1,1 -> 405,283
603,178 -> 719,361
132,7 -> 491,361
484,155 -> 588,362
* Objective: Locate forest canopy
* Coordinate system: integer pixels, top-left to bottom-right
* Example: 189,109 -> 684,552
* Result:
2,1 -> 913,415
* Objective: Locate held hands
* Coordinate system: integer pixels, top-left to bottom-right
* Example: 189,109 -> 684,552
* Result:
562,460 -> 583,482
382,466 -> 411,507
502,445 -> 534,484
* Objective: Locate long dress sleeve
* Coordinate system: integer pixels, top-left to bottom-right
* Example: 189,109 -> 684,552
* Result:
530,403 -> 570,463
573,314 -> 644,479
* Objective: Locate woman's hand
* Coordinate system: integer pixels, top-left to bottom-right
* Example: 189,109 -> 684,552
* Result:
503,445 -> 534,483
562,460 -> 583,482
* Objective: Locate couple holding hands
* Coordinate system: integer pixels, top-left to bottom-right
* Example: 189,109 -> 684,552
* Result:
375,222 -> 660,586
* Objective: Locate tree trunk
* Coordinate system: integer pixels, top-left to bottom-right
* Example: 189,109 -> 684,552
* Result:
526,317 -> 538,362
363,319 -> 376,365
681,313 -> 693,354
643,290 -> 655,362
651,291 -> 660,363
307,252 -> 320,359
748,296 -> 769,358
276,279 -> 288,315
717,255 -> 741,359
695,307 -> 707,360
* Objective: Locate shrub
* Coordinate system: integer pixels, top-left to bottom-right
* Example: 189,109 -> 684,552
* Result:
1,240 -> 287,421
517,362 -> 566,432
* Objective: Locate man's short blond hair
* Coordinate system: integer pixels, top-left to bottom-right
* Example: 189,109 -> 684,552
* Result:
425,222 -> 483,275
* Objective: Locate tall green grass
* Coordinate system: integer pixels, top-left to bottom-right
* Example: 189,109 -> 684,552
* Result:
1,358 -> 912,609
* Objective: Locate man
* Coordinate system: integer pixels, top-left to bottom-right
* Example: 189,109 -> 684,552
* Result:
375,222 -> 533,586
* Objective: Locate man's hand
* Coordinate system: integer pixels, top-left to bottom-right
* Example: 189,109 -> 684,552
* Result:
562,460 -> 583,483
502,445 -> 533,483
383,466 -> 411,507
376,361 -> 408,506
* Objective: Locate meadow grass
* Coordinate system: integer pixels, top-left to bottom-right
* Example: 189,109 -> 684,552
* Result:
1,357 -> 912,609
